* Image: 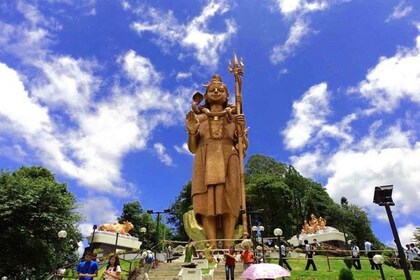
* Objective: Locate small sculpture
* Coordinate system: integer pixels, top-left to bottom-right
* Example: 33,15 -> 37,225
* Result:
301,214 -> 328,234
98,221 -> 134,236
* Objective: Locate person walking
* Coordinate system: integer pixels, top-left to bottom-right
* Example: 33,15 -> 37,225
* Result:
350,241 -> 361,270
280,241 -> 292,271
364,238 -> 378,270
240,244 -> 255,271
304,240 -> 317,271
224,246 -> 236,280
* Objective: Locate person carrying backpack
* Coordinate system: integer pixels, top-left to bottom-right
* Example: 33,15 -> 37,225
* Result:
142,250 -> 155,279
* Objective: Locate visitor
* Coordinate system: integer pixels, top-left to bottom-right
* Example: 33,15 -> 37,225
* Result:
142,249 -> 154,279
304,239 -> 317,271
364,238 -> 378,270
166,244 -> 173,263
224,246 -> 236,280
280,240 -> 292,271
240,244 -> 254,270
76,252 -> 99,280
102,255 -> 121,280
350,241 -> 361,270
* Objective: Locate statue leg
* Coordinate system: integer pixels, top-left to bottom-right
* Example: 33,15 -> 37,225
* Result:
222,213 -> 236,248
202,215 -> 217,248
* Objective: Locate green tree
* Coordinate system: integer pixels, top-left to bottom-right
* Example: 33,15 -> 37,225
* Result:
0,166 -> 82,279
118,201 -> 154,249
246,173 -> 294,236
167,182 -> 193,241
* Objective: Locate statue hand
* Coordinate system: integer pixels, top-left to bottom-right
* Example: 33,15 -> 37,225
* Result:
235,114 -> 245,125
186,111 -> 199,135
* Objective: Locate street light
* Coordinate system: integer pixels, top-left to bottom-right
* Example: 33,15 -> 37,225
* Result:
252,225 -> 265,263
274,228 -> 283,266
55,230 -> 67,279
373,254 -> 385,280
373,185 -> 411,280
114,228 -> 120,255
90,225 -> 97,254
147,209 -> 171,253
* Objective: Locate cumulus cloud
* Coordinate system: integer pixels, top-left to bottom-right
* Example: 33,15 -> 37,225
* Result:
153,143 -> 173,166
130,0 -> 236,69
351,27 -> 420,113
0,4 -> 190,195
285,28 -> 420,229
282,82 -> 330,149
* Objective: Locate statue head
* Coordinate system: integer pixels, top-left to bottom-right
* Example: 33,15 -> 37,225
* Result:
203,74 -> 229,107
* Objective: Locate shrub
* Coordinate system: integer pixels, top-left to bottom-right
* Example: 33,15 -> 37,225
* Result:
343,257 -> 353,269
339,268 -> 354,280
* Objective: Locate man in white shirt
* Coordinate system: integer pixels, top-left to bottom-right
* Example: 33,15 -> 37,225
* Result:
350,241 -> 361,270
364,238 -> 378,270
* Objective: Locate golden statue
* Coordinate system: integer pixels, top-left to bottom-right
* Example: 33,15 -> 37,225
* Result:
186,63 -> 248,248
301,214 -> 328,234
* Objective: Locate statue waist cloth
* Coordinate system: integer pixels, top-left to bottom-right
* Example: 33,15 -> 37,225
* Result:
199,138 -> 234,146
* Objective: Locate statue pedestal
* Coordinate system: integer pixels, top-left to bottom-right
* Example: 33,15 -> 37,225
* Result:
287,227 -> 345,247
86,231 -> 142,256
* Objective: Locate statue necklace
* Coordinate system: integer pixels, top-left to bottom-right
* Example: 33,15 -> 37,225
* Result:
202,108 -> 227,139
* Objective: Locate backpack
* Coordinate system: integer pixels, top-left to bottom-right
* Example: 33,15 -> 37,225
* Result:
145,252 -> 154,263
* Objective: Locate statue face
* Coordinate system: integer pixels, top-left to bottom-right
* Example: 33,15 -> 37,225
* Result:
206,82 -> 227,104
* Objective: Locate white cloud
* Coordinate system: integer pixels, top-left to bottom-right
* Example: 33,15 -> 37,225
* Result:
32,56 -> 100,111
153,143 -> 173,166
282,82 -> 330,149
352,27 -> 420,112
174,142 -> 192,156
120,50 -> 161,86
78,196 -> 120,225
131,0 -> 236,69
395,223 -> 418,246
176,72 -> 192,80
271,0 -> 348,64
271,18 -> 310,64
386,1 -> 413,22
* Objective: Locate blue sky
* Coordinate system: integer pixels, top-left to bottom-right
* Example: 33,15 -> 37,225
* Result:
1,0 -> 419,250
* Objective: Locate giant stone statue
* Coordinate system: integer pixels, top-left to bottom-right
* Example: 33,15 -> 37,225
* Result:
185,55 -> 248,248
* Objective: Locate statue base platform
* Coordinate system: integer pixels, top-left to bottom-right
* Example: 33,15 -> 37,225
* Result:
287,226 -> 345,247
86,231 -> 142,256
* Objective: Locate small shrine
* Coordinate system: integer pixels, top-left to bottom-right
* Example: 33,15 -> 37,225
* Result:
287,213 -> 345,246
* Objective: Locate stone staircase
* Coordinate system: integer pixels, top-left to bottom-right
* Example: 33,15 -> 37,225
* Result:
146,261 -> 245,280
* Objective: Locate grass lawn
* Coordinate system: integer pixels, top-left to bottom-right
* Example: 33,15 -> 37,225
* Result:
274,256 -> 420,280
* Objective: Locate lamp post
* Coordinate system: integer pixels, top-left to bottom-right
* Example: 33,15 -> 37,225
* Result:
373,185 -> 411,280
56,230 -> 67,279
90,225 -> 97,254
274,228 -> 283,266
252,225 -> 265,263
114,229 -> 120,255
373,255 -> 386,280
147,209 -> 170,253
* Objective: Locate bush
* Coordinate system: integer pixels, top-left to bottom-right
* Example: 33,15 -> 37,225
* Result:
339,268 -> 354,280
343,257 -> 353,269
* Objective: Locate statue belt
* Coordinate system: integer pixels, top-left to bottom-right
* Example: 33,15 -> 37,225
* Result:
199,138 -> 233,146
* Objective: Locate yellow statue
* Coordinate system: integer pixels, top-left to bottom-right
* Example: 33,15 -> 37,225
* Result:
186,74 -> 248,248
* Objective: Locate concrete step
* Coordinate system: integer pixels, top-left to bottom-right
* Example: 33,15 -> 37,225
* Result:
146,261 -> 245,280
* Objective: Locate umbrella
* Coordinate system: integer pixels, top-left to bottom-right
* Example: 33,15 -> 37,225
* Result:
240,263 -> 291,279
